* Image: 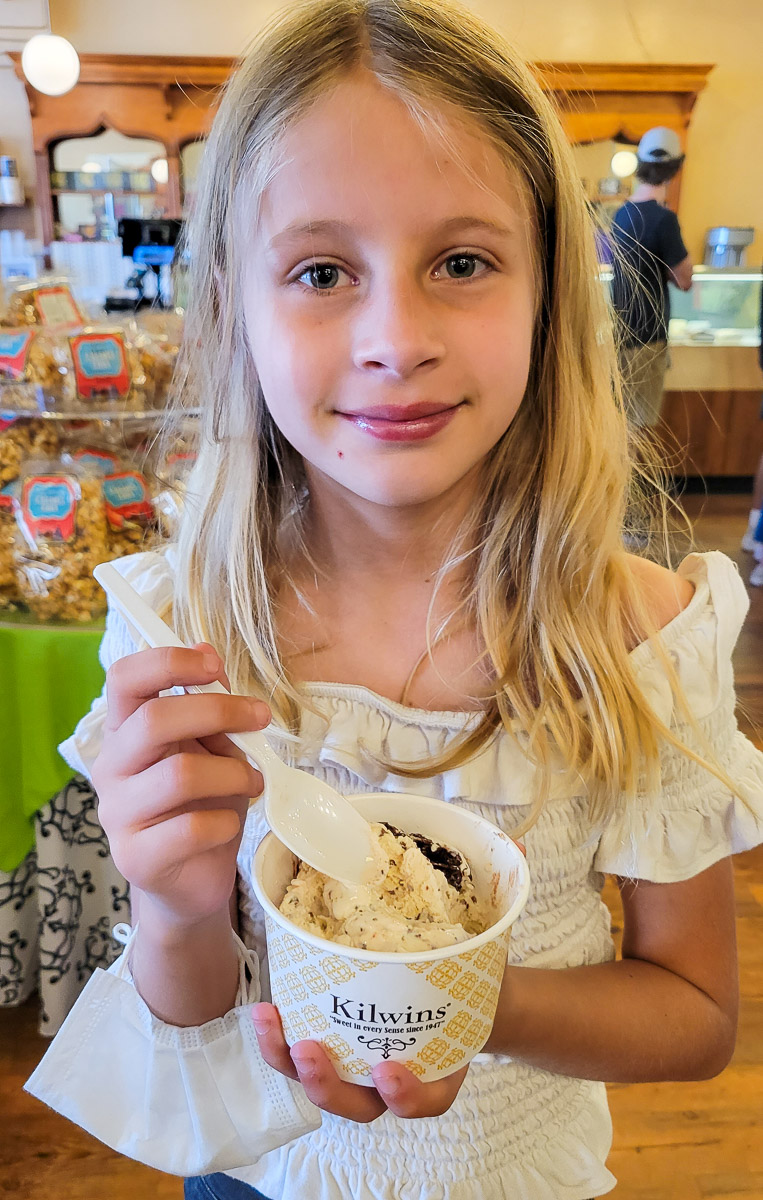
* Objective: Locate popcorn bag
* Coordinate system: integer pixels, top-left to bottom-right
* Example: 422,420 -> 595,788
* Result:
0,482 -> 19,608
12,457 -> 108,622
253,792 -> 530,1085
0,416 -> 59,486
0,276 -> 83,330
102,468 -> 157,556
0,327 -> 72,411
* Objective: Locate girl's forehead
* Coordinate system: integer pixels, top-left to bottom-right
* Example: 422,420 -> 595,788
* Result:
255,71 -> 531,241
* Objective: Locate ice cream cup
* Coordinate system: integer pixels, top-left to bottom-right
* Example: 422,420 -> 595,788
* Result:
252,792 -> 530,1085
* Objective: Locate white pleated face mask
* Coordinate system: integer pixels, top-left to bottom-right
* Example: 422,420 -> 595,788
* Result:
24,926 -> 321,1177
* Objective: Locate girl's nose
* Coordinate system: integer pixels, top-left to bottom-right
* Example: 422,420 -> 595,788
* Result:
351,280 -> 446,380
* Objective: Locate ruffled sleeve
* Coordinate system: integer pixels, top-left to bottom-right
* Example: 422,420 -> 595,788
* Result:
593,551 -> 763,882
57,548 -> 177,780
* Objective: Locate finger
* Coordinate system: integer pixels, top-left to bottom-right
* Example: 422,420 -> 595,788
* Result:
195,642 -> 233,692
116,806 -> 244,886
197,731 -> 251,762
110,691 -> 271,775
289,1042 -> 387,1122
371,1062 -> 468,1119
105,645 -> 229,730
113,753 -> 263,829
251,1004 -> 300,1081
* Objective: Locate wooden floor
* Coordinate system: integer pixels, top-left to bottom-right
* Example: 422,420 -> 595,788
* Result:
1,492 -> 761,1199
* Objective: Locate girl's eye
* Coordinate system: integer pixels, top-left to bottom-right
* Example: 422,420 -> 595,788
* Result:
435,254 -> 491,281
295,262 -> 354,291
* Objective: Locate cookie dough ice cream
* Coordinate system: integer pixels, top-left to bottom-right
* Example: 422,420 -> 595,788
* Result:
278,821 -> 487,952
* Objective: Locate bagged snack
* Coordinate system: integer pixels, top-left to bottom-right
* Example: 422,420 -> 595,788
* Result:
1,276 -> 83,330
153,446 -> 196,540
0,417 -> 60,486
12,459 -> 108,622
63,437 -> 158,557
102,469 -> 157,557
0,326 -> 71,409
0,482 -> 20,609
65,325 -> 151,412
132,329 -> 179,408
65,443 -> 124,477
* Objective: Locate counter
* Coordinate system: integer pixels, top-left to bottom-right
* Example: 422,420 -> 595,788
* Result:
603,267 -> 763,476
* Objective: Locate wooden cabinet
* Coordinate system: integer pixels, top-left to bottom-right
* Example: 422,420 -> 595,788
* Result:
659,390 -> 763,477
658,345 -> 763,477
9,53 -> 233,244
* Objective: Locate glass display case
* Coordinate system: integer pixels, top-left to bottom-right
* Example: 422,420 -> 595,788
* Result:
598,267 -> 762,348
667,268 -> 761,346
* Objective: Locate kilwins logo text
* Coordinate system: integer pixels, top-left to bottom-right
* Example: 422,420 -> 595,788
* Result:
329,996 -> 451,1034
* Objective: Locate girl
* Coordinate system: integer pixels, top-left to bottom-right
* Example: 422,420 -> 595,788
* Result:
27,1 -> 763,1197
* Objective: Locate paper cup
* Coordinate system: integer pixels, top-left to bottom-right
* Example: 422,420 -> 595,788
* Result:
253,792 -> 529,1084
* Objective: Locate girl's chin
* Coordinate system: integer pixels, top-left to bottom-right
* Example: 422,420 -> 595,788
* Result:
320,463 -> 477,509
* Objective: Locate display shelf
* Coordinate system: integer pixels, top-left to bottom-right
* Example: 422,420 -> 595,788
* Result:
51,188 -> 159,197
0,403 -> 199,421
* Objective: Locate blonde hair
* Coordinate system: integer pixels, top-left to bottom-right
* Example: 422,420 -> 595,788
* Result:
166,0 -> 738,832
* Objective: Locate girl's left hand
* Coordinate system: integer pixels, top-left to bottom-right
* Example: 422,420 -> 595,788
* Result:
252,1003 -> 468,1122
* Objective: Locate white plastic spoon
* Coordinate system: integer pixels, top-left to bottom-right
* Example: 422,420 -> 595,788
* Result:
93,562 -> 379,886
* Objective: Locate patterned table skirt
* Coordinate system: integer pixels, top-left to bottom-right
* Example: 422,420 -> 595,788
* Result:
0,775 -> 129,1035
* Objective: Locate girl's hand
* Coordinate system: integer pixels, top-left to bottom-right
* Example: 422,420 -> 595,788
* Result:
252,1003 -> 468,1122
91,643 -> 270,930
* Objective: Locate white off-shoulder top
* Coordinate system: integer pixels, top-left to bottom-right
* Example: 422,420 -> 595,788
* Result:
26,548 -> 763,1200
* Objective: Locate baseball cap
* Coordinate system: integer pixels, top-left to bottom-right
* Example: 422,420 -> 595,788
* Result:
637,127 -> 683,163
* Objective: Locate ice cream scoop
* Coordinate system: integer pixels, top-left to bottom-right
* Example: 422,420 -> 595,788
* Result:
93,561 -> 379,885
279,821 -> 487,952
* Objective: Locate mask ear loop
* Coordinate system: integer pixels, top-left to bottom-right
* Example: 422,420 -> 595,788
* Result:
111,921 -> 258,1004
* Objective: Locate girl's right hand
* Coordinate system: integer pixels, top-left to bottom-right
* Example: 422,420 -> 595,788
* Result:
91,643 -> 270,931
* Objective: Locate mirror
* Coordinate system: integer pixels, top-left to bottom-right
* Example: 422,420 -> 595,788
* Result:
571,137 -> 641,264
180,139 -> 206,216
50,129 -> 169,240
572,137 -> 638,215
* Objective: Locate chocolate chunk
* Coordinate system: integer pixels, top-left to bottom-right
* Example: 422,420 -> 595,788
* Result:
381,822 -> 471,891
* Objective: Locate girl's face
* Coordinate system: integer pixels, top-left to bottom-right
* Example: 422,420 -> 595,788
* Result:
244,71 -> 536,511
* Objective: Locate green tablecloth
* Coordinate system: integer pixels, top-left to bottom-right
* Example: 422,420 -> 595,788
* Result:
0,612 -> 105,872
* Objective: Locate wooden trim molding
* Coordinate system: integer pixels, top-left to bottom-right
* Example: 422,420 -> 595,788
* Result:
9,53 -> 714,244
9,53 -> 233,242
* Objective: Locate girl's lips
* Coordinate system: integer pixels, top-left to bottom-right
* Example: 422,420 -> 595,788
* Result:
337,402 -> 463,442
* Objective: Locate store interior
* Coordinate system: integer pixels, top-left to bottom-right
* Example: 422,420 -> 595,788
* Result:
0,1 -> 761,1197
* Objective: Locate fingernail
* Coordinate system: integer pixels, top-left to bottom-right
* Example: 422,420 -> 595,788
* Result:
248,699 -> 270,724
375,1070 -> 401,1097
251,1005 -> 270,1035
290,1047 -> 318,1080
203,652 -> 220,673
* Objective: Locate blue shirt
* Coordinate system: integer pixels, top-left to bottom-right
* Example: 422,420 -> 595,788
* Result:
611,199 -> 688,345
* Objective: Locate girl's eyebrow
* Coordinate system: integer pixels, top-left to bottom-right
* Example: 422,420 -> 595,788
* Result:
267,215 -> 518,248
268,219 -> 354,248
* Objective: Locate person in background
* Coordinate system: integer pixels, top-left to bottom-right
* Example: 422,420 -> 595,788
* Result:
741,272 -> 763,586
611,126 -> 693,430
